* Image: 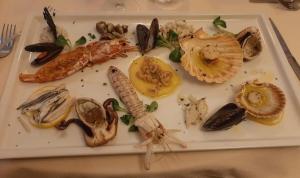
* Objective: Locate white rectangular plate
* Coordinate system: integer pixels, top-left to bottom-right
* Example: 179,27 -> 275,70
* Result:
1,13 -> 300,159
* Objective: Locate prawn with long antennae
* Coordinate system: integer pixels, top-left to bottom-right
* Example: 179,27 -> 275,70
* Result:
107,66 -> 186,170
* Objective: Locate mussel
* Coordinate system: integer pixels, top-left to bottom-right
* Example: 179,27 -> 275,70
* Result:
202,103 -> 245,131
56,98 -> 118,147
43,7 -> 57,40
236,26 -> 262,61
136,18 -> 159,54
25,42 -> 63,66
25,7 -> 62,66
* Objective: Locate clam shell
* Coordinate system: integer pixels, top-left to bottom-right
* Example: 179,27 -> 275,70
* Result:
180,34 -> 243,83
235,81 -> 286,119
236,26 -> 262,61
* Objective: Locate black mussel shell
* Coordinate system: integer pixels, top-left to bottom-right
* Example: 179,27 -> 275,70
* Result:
43,7 -> 57,40
202,103 -> 246,131
136,18 -> 159,55
31,46 -> 63,66
25,42 -> 61,52
136,24 -> 150,55
148,18 -> 159,50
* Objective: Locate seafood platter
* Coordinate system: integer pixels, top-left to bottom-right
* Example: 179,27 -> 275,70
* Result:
1,8 -> 300,169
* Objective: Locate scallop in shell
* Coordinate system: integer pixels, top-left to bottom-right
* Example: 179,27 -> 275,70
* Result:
236,26 -> 262,61
180,33 -> 243,83
235,81 -> 286,123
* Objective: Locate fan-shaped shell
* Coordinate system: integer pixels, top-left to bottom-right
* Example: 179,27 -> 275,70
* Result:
235,81 -> 286,119
180,33 -> 243,83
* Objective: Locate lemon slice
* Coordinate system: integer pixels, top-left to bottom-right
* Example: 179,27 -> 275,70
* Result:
21,85 -> 74,128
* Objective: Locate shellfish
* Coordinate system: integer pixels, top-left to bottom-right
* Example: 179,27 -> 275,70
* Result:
56,98 -> 118,146
235,81 -> 286,125
136,18 -> 159,54
202,103 -> 245,131
236,26 -> 262,61
180,32 -> 243,83
108,66 -> 186,170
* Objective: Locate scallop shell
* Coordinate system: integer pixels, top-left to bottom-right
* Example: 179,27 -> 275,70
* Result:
180,33 -> 243,83
235,81 -> 286,119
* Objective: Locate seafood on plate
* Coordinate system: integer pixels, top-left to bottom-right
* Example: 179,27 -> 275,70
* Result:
180,29 -> 243,83
108,66 -> 186,170
235,80 -> 286,125
25,42 -> 63,66
177,95 -> 208,128
129,56 -> 181,98
96,21 -> 128,40
236,26 -> 262,61
25,8 -> 65,66
19,38 -> 137,83
16,84 -> 74,128
57,98 -> 118,146
202,103 -> 246,131
136,18 -> 159,54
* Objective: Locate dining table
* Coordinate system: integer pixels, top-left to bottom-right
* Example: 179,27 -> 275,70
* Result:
0,0 -> 300,177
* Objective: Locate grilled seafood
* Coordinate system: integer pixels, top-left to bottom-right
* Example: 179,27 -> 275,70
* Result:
202,103 -> 245,131
19,39 -> 137,83
57,98 -> 118,146
108,66 -> 186,170
17,85 -> 74,128
235,80 -> 286,125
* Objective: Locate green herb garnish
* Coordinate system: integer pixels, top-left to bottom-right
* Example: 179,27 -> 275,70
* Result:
111,98 -> 127,112
213,16 -> 227,29
156,30 -> 182,62
212,16 -> 235,36
145,101 -> 158,112
75,36 -> 87,46
128,125 -> 139,132
169,47 -> 182,63
120,114 -> 134,125
88,33 -> 96,39
55,35 -> 71,47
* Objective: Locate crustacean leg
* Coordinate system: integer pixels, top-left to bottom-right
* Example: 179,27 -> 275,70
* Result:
107,66 -> 186,170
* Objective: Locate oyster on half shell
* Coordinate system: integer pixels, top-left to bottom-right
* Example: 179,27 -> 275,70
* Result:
180,31 -> 243,83
235,81 -> 286,124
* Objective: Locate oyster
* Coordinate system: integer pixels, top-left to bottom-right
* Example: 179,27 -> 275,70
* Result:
180,32 -> 243,83
235,81 -> 286,123
236,26 -> 262,61
57,98 -> 118,147
202,103 -> 245,131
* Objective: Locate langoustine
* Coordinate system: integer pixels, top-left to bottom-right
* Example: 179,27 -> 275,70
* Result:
19,38 -> 137,83
107,66 -> 186,170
